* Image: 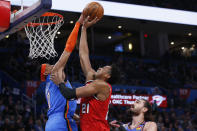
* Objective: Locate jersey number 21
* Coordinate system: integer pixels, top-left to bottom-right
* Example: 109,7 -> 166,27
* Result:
82,103 -> 89,114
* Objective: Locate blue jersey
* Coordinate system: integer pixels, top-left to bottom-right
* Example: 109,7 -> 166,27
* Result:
124,122 -> 146,131
45,75 -> 77,131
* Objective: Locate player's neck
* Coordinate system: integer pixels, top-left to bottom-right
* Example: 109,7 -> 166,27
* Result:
93,74 -> 96,80
95,75 -> 106,81
131,113 -> 144,126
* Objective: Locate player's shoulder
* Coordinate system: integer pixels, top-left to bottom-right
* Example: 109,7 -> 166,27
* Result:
144,121 -> 157,131
93,80 -> 111,94
93,79 -> 109,87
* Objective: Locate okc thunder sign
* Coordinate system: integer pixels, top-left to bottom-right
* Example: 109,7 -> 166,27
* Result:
110,94 -> 167,108
151,95 -> 167,107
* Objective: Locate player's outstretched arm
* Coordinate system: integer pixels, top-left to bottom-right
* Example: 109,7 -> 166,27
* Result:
50,71 -> 108,99
79,16 -> 99,81
59,80 -> 107,99
51,15 -> 83,73
75,80 -> 107,98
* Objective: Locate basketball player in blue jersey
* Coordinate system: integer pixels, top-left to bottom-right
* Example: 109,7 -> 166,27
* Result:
39,14 -> 84,131
110,99 -> 157,131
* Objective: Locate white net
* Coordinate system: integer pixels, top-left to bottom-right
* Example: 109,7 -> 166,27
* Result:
25,12 -> 64,60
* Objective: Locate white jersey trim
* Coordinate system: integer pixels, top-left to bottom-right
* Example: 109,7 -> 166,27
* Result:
85,80 -> 94,84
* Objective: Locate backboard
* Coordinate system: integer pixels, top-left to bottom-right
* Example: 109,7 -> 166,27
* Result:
0,0 -> 52,40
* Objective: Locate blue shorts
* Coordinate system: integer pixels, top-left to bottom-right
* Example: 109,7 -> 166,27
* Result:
45,112 -> 78,131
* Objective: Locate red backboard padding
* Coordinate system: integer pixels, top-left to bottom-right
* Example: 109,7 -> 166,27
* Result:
0,0 -> 10,32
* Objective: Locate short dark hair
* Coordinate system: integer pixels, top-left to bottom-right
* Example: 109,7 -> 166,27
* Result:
107,64 -> 121,84
142,99 -> 153,121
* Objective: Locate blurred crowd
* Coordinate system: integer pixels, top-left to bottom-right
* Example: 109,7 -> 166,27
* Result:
0,88 -> 47,131
1,84 -> 197,131
1,30 -> 197,131
64,52 -> 197,89
115,54 -> 197,89
1,31 -> 197,89
2,48 -> 197,89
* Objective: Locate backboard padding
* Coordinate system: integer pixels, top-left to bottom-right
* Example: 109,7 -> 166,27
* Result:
0,0 -> 52,40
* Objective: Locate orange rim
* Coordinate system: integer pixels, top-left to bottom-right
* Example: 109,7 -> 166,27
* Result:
26,12 -> 63,27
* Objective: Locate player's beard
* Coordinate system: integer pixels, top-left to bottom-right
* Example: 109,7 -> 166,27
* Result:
130,110 -> 141,116
128,105 -> 141,116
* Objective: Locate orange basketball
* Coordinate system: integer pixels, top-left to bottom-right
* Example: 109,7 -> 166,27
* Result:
83,2 -> 104,21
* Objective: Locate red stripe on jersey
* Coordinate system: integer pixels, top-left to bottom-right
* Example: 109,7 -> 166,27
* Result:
40,64 -> 46,81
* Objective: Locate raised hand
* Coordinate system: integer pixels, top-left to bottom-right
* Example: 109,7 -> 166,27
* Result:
110,120 -> 127,131
109,120 -> 121,128
50,70 -> 64,85
82,16 -> 99,29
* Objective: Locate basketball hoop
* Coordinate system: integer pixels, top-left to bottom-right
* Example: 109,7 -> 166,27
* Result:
25,12 -> 64,59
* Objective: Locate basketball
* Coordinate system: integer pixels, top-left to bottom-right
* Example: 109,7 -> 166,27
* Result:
83,2 -> 104,21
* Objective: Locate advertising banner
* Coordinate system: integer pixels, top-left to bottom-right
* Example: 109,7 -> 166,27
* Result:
26,81 -> 40,97
110,94 -> 167,108
77,93 -> 167,108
